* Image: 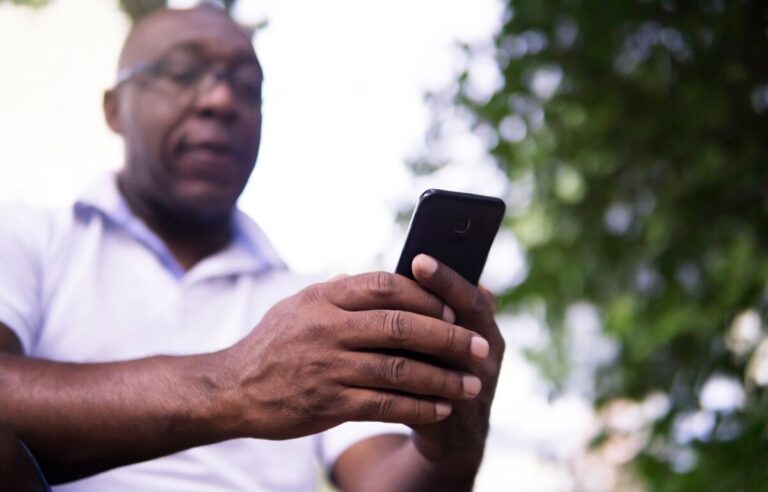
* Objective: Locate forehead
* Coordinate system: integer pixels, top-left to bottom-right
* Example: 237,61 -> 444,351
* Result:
121,8 -> 256,67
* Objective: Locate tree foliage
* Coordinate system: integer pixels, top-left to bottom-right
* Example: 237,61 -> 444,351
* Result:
118,0 -> 166,22
0,0 -> 51,8
431,0 -> 768,489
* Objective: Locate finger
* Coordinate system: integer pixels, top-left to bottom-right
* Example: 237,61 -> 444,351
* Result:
324,271 -> 455,323
339,310 -> 489,362
342,387 -> 453,425
411,255 -> 493,324
338,352 -> 482,400
478,284 -> 498,314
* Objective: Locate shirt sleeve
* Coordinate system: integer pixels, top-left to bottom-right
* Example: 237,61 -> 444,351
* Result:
0,203 -> 48,353
319,421 -> 410,472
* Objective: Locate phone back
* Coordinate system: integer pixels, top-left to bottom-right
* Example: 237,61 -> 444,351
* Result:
395,190 -> 506,285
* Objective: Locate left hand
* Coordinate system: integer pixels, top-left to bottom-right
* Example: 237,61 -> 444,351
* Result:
408,254 -> 505,467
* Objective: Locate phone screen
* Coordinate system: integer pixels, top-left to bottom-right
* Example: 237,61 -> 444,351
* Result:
395,189 -> 506,285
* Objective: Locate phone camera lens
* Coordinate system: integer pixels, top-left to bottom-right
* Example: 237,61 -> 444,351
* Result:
454,217 -> 471,234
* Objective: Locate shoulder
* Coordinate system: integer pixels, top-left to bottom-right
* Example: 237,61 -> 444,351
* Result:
0,201 -> 51,227
0,202 -> 82,283
0,202 -> 56,252
0,201 -> 76,248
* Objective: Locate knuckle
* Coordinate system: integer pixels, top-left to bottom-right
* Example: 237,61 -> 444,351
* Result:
300,284 -> 324,304
330,276 -> 350,297
443,324 -> 458,349
304,313 -> 333,341
356,356 -> 377,379
437,371 -> 451,395
375,394 -> 395,417
383,311 -> 411,342
303,383 -> 338,418
341,312 -> 361,335
385,357 -> 408,385
411,398 -> 423,421
305,320 -> 326,342
469,290 -> 489,317
368,271 -> 398,299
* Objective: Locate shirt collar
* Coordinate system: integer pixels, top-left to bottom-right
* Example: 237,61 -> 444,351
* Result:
73,173 -> 286,281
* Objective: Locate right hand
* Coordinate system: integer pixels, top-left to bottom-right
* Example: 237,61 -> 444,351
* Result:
217,272 -> 490,440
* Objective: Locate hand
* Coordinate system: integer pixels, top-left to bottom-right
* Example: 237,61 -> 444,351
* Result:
408,254 -> 505,467
217,271 -> 491,440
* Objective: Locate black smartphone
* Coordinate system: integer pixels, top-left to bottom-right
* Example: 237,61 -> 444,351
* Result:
395,189 -> 506,285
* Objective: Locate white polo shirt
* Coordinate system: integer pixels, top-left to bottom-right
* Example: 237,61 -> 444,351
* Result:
0,174 -> 403,491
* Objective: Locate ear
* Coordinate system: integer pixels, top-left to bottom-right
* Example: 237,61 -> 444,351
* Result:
103,89 -> 123,134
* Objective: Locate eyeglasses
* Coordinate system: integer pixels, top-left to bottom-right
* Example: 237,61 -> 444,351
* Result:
115,49 -> 263,107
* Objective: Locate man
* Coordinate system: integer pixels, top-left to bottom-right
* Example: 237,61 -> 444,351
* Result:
0,5 -> 504,491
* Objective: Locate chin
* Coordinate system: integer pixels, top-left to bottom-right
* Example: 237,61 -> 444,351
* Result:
171,181 -> 240,223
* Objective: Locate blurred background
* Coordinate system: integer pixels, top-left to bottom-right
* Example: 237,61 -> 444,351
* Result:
2,0 -> 768,490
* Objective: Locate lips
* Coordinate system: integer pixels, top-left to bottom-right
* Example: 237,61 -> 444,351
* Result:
175,137 -> 247,168
180,140 -> 240,158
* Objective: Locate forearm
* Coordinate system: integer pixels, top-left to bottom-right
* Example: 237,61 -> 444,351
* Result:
0,351 -> 236,484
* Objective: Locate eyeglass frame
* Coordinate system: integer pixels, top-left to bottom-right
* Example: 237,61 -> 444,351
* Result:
113,51 -> 264,108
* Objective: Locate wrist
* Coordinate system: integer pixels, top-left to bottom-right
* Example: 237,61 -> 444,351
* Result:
180,350 -> 243,442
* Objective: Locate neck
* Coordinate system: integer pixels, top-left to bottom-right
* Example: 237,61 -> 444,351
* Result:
117,175 -> 234,271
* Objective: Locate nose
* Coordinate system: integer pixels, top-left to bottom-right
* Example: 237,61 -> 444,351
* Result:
193,71 -> 237,120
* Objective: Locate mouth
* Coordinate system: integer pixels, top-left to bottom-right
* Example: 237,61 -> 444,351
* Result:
179,140 -> 241,159
174,138 -> 249,177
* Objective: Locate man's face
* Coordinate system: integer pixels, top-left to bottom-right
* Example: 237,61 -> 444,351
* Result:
109,8 -> 262,222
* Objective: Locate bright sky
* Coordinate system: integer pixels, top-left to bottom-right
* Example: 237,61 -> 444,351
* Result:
0,0 -> 511,277
0,1 -> 609,490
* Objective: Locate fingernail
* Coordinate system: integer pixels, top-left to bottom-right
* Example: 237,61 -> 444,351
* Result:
435,402 -> 452,418
415,254 -> 438,275
442,305 -> 456,323
470,337 -> 490,359
463,375 -> 482,398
